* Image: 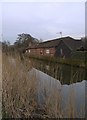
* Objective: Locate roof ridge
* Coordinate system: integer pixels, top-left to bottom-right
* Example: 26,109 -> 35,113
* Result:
40,36 -> 74,44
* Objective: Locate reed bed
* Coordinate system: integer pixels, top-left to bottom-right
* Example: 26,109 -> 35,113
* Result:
2,53 -> 85,118
0,50 -> 2,119
2,53 -> 38,118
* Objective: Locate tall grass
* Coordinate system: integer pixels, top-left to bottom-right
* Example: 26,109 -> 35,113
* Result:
25,54 -> 86,68
2,53 -> 85,118
2,53 -> 38,118
44,86 -> 62,118
0,50 -> 2,119
37,79 -> 77,118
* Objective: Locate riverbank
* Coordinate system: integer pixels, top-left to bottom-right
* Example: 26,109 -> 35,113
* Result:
2,53 -> 86,118
25,54 -> 86,68
2,53 -> 38,118
0,50 -> 2,120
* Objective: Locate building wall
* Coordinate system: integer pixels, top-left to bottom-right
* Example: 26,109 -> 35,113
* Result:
43,47 -> 55,56
26,47 -> 56,57
26,41 -> 72,58
55,41 -> 71,58
26,49 -> 36,55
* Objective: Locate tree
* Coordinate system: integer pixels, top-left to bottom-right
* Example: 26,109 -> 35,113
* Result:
2,40 -> 10,53
14,33 -> 39,53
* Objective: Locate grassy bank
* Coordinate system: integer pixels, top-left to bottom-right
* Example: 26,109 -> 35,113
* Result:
0,50 -> 2,120
2,53 -> 84,118
25,54 -> 86,68
2,53 -> 38,118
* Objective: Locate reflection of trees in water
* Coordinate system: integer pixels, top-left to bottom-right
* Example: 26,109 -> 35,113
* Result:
31,59 -> 85,84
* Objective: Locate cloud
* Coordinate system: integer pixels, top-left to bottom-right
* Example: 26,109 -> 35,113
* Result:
2,2 -> 85,43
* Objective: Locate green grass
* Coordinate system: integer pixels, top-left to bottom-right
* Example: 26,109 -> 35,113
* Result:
25,54 -> 86,68
71,51 -> 87,60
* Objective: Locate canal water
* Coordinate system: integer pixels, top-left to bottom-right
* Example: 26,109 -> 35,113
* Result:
30,58 -> 86,84
28,58 -> 86,118
29,68 -> 85,118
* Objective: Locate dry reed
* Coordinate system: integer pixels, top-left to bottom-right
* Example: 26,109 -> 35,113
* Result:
2,53 -> 84,118
2,53 -> 37,118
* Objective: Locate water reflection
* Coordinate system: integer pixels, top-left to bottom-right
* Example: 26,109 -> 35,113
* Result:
29,68 -> 85,118
30,58 -> 85,84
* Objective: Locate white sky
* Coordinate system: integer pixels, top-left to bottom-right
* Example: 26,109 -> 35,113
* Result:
1,0 -> 86,44
1,0 -> 86,2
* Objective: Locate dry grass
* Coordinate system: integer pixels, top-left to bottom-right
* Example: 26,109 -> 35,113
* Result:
39,81 -> 76,118
2,53 -> 38,118
44,86 -> 62,118
0,50 -> 2,119
2,53 -> 84,118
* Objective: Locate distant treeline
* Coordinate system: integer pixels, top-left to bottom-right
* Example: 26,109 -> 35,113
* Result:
2,34 -> 87,54
1,33 -> 40,55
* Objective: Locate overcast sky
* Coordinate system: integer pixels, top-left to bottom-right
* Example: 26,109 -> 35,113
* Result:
1,1 -> 85,44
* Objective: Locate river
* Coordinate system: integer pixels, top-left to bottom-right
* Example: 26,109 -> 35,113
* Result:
30,58 -> 86,84
27,58 -> 87,118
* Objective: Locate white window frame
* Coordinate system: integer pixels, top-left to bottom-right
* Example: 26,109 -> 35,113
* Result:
46,49 -> 50,54
29,50 -> 30,53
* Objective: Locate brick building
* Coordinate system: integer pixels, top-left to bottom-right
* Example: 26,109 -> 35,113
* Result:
26,36 -> 83,58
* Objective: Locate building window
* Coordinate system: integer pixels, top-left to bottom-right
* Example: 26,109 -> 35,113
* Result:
40,50 -> 43,55
46,49 -> 50,54
29,50 -> 30,53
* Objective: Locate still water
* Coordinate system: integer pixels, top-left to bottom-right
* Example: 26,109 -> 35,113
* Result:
29,68 -> 85,118
28,59 -> 86,118
30,58 -> 85,84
